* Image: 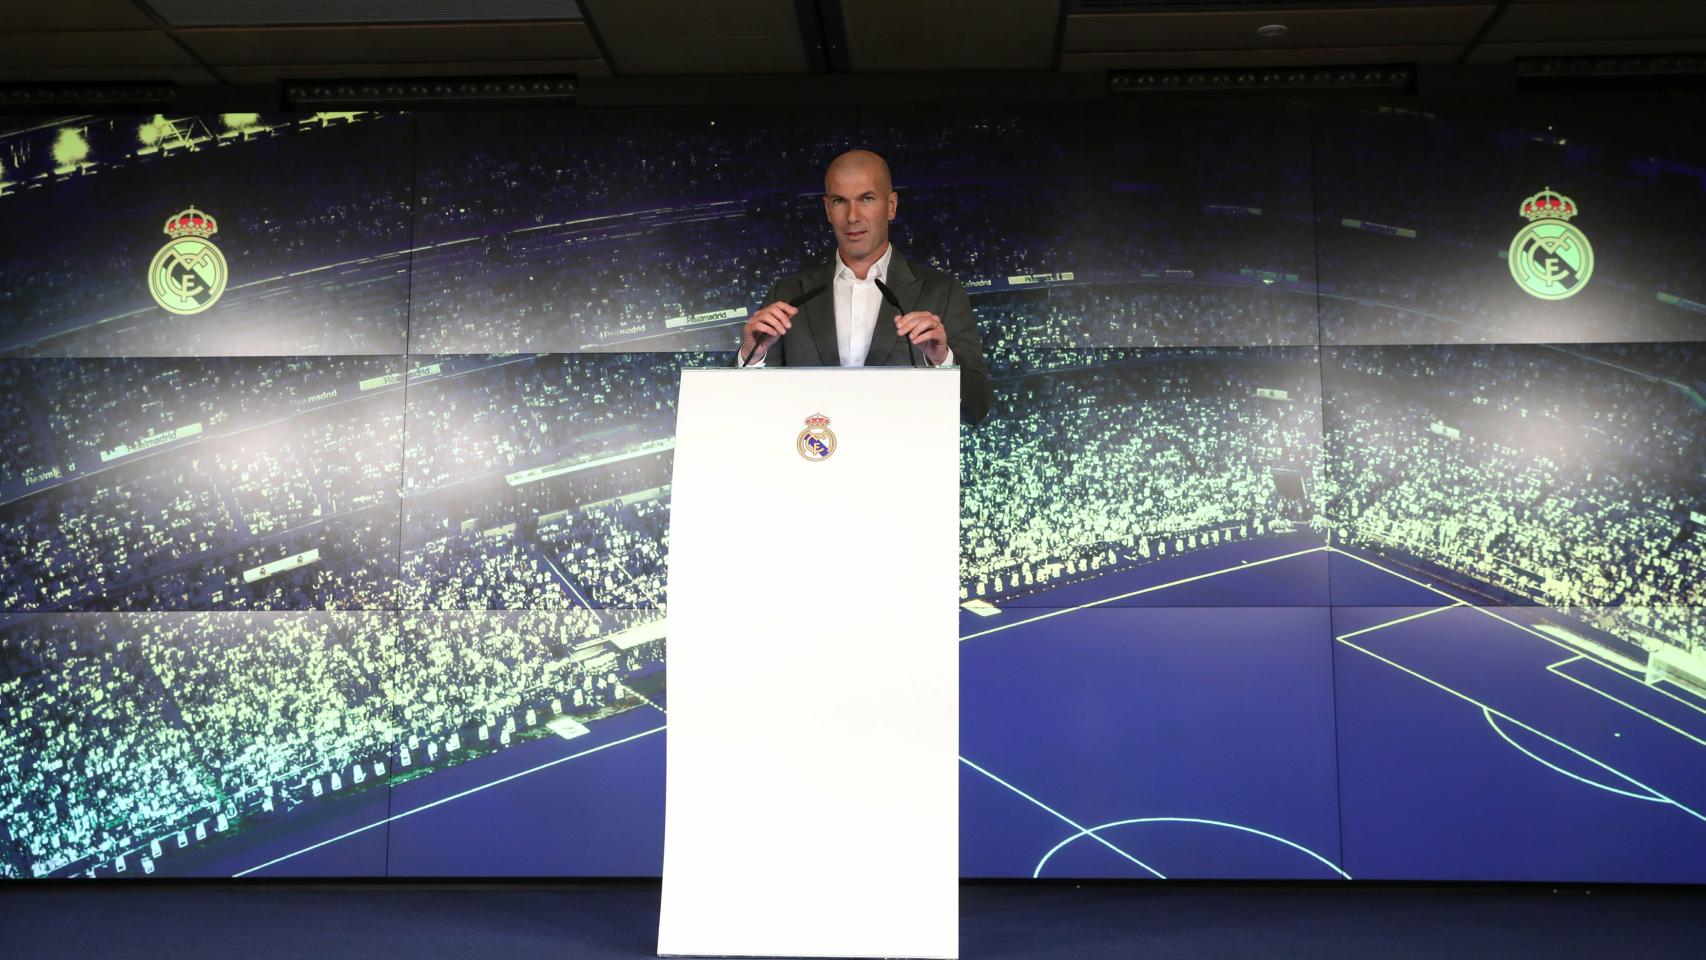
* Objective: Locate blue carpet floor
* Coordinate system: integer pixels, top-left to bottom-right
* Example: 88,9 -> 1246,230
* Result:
3,882 -> 1703,959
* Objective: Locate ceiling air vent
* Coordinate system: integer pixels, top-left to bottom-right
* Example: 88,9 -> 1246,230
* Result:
146,0 -> 582,26
1071,1 -> 1462,10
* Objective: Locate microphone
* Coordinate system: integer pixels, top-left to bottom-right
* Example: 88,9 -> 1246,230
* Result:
743,284 -> 828,366
873,278 -> 920,368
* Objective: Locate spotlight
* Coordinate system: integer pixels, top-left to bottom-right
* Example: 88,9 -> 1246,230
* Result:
1516,52 -> 1706,91
283,75 -> 577,108
1109,65 -> 1414,96
0,82 -> 175,112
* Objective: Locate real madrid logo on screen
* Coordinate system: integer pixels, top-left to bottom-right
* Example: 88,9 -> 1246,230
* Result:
796,413 -> 837,462
148,206 -> 228,315
1508,187 -> 1592,301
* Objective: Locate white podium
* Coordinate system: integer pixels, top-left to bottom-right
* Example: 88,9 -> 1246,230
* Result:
658,367 -> 960,960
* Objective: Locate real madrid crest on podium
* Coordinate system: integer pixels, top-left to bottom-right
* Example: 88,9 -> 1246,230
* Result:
1508,187 -> 1592,301
796,413 -> 836,462
149,206 -> 228,315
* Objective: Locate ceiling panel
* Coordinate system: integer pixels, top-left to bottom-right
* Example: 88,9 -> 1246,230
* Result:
581,0 -> 806,74
0,64 -> 218,84
842,0 -> 1059,71
1068,0 -> 1478,7
1469,38 -> 1706,63
219,57 -> 609,82
146,0 -> 581,26
1488,2 -> 1705,42
1063,5 -> 1494,52
0,30 -> 199,68
0,0 -> 1696,90
177,22 -> 600,65
0,1 -> 156,30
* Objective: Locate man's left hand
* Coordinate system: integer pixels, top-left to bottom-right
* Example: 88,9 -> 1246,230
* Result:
896,311 -> 949,366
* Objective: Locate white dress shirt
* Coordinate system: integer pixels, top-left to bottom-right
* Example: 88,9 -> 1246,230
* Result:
744,244 -> 954,368
834,242 -> 892,366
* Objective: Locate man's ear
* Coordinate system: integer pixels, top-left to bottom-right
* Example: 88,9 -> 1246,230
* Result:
888,191 -> 898,221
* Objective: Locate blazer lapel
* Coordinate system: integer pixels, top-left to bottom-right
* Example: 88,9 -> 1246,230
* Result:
802,261 -> 839,366
865,247 -> 921,366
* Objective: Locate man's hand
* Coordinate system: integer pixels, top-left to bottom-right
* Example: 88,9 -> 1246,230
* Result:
740,301 -> 797,364
896,310 -> 948,366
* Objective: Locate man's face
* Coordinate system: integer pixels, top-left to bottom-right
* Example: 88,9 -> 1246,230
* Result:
823,163 -> 896,264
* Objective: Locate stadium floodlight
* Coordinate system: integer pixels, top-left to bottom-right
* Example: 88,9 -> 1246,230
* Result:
138,114 -> 174,147
51,127 -> 90,173
283,75 -> 577,109
1109,65 -> 1415,96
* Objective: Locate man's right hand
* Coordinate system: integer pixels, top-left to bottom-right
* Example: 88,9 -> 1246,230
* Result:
740,301 -> 798,363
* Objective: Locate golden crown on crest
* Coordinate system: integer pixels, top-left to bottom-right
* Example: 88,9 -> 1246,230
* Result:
1518,188 -> 1577,222
163,206 -> 218,239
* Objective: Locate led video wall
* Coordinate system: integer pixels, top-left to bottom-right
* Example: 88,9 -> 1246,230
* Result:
1,97 -> 1702,882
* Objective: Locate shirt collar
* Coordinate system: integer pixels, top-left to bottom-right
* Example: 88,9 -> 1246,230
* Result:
834,242 -> 893,284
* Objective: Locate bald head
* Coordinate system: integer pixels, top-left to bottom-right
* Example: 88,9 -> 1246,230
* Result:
824,149 -> 892,194
823,149 -> 898,275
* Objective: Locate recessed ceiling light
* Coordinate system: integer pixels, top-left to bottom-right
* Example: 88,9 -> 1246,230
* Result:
1257,24 -> 1288,39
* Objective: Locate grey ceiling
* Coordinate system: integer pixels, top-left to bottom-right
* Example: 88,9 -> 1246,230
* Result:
145,1 -> 585,26
0,0 -> 1700,85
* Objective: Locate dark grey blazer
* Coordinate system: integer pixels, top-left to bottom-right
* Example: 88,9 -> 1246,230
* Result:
752,247 -> 995,425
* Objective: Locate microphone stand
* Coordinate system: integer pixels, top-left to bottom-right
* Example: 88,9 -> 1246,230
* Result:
873,278 -> 920,368
742,284 -> 829,366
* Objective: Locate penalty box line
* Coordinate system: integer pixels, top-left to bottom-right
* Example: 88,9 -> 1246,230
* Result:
960,546 -> 1331,642
1331,550 -> 1706,817
232,724 -> 667,878
1333,602 -> 1468,641
1331,547 -> 1706,738
1549,654 -> 1706,722
1330,547 -> 1627,676
1335,633 -> 1706,824
1546,659 -> 1706,749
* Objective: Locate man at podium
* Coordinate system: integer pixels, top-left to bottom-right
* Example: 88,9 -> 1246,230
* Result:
737,149 -> 995,425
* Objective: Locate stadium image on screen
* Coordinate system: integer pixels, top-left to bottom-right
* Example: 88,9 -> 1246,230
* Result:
1,100 -> 1702,883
